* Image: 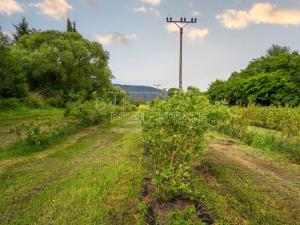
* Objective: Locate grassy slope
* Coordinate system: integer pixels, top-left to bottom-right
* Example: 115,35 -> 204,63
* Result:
0,121 -> 144,225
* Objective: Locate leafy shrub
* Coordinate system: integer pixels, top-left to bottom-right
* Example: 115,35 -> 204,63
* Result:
25,122 -> 44,144
23,94 -> 44,108
142,91 -> 209,201
0,98 -> 21,110
45,97 -> 65,108
65,100 -> 121,125
10,121 -> 44,145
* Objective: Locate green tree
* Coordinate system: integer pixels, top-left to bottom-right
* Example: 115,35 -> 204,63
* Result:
208,45 -> 300,107
10,31 -> 112,101
67,18 -> 77,32
13,17 -> 33,42
167,87 -> 179,97
0,28 -> 28,98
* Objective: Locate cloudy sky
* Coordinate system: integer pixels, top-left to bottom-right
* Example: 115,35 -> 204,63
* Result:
1,0 -> 300,90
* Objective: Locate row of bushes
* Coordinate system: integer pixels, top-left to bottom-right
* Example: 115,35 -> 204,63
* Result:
142,93 -> 300,202
208,104 -> 300,162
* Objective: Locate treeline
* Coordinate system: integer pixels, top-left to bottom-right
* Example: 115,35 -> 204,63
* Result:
0,18 -> 125,108
207,45 -> 300,107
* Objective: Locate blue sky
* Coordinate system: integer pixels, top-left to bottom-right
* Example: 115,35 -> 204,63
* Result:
1,0 -> 300,90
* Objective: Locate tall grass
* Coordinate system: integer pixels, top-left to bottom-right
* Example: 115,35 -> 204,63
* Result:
211,104 -> 300,163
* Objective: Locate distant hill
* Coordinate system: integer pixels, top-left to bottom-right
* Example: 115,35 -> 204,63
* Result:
113,84 -> 165,101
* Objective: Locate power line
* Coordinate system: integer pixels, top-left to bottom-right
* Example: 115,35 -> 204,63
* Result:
166,17 -> 197,90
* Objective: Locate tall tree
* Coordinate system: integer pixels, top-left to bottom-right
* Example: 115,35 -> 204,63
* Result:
11,31 -> 112,101
67,18 -> 77,32
13,17 -> 32,42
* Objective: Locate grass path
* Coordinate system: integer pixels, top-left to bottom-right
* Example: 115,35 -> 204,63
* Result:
194,133 -> 300,225
0,122 -> 144,225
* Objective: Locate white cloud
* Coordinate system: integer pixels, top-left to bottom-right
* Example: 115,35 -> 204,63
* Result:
0,0 -> 24,15
3,31 -> 14,40
165,23 -> 178,32
140,0 -> 160,6
165,24 -> 208,42
94,33 -> 137,45
192,10 -> 200,16
133,6 -> 160,17
217,3 -> 300,29
186,28 -> 208,41
33,0 -> 72,20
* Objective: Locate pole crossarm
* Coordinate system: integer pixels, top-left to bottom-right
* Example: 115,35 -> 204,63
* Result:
166,17 -> 197,90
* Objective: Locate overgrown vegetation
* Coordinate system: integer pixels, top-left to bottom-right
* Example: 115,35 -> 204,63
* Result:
208,45 -> 300,106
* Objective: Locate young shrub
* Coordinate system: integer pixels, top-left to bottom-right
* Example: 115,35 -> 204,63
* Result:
24,121 -> 44,145
45,96 -> 65,108
65,100 -> 121,125
23,93 -> 44,108
142,91 -> 209,201
0,98 -> 22,110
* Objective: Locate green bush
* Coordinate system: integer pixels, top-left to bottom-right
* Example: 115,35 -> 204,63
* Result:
23,94 -> 44,108
45,97 -> 65,108
10,121 -> 44,145
65,100 -> 121,125
0,98 -> 21,110
142,91 -> 209,201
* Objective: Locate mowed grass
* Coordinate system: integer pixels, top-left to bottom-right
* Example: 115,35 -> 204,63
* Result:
1,110 -> 299,225
0,108 -> 65,148
192,132 -> 300,225
0,120 -> 145,225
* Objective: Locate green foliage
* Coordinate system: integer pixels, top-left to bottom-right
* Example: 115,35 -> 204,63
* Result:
45,96 -> 65,108
0,98 -> 21,110
167,87 -> 180,97
0,28 -> 28,98
10,31 -> 112,100
208,45 -> 300,107
13,17 -> 33,42
25,121 -> 43,145
67,18 -> 77,32
104,86 -> 128,105
23,93 -> 44,108
165,206 -> 205,225
142,90 -> 210,201
65,100 -> 121,125
10,121 -> 44,145
210,104 -> 300,162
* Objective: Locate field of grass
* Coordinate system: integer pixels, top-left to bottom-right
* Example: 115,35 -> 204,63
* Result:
0,115 -> 145,224
0,108 -> 64,148
0,108 -> 299,224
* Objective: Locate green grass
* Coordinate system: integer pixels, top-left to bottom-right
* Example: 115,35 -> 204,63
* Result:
216,125 -> 300,164
191,133 -> 300,225
0,120 -> 145,224
0,107 -> 65,148
0,107 -> 64,121
1,112 -> 299,225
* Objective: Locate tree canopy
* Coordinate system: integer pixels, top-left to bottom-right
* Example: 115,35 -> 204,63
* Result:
207,45 -> 300,107
1,28 -> 112,101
